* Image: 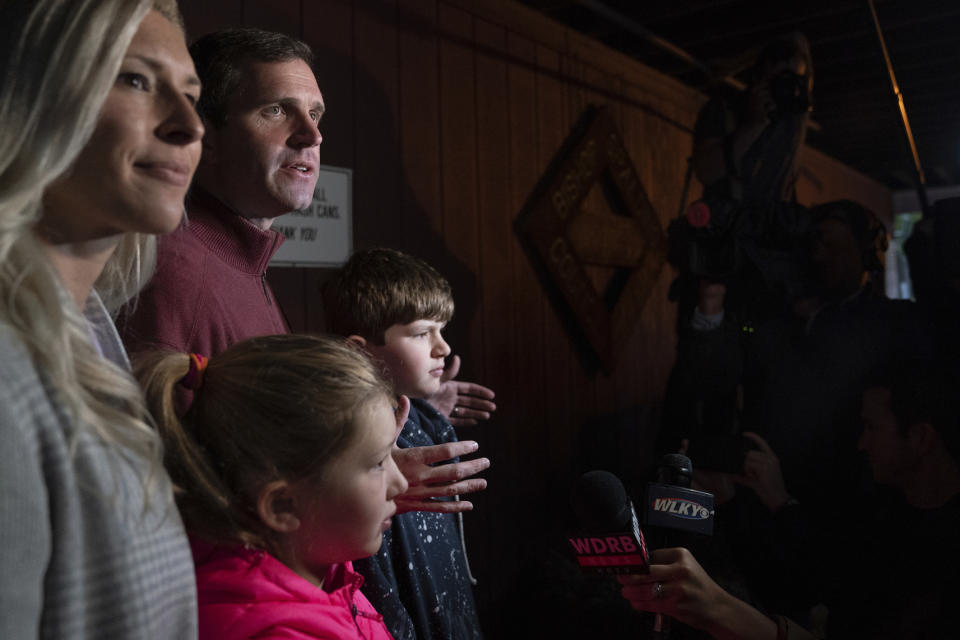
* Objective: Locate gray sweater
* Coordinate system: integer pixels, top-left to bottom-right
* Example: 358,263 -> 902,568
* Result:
0,292 -> 197,638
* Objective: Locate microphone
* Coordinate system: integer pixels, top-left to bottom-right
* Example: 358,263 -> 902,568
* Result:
642,454 -> 715,639
644,454 -> 715,538
567,470 -> 650,575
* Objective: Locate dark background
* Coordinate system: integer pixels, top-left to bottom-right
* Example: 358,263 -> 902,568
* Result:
520,0 -> 960,190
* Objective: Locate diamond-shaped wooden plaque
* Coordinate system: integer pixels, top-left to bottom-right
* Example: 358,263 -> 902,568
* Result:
515,106 -> 666,373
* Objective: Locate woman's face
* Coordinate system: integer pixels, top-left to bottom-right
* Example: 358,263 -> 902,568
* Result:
42,10 -> 203,242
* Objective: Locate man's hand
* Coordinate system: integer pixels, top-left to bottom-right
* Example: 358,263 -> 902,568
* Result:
428,354 -> 496,427
680,438 -> 736,504
393,441 -> 490,514
734,432 -> 792,513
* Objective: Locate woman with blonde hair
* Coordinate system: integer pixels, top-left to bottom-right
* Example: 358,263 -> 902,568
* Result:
0,1 -> 203,637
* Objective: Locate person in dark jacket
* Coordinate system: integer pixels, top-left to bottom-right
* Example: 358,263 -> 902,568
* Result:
329,247 -> 490,640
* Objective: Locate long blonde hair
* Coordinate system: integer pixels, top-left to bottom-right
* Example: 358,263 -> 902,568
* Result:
135,334 -> 394,549
0,0 -> 185,483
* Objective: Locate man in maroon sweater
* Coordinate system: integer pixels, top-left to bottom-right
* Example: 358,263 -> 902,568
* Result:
120,28 -> 495,509
119,28 -> 318,358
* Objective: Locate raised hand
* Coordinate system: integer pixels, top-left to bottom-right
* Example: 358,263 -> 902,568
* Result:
392,439 -> 490,514
428,354 -> 497,427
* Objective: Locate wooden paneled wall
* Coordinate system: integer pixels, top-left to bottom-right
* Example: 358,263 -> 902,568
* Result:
179,0 -> 892,632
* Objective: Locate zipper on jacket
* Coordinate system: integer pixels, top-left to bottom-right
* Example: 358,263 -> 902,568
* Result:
350,604 -> 369,640
261,272 -> 272,306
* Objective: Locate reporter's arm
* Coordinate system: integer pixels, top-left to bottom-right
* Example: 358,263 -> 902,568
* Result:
617,548 -> 814,640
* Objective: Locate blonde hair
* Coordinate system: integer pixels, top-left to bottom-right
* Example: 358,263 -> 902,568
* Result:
135,334 -> 394,549
0,1 -> 186,488
327,247 -> 455,343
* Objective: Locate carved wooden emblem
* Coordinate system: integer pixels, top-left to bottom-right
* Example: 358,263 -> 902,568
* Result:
516,106 -> 666,373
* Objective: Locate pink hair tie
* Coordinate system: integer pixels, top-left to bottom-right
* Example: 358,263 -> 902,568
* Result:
179,353 -> 209,390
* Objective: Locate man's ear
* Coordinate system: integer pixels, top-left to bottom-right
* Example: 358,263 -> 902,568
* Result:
347,335 -> 367,349
908,421 -> 939,458
199,124 -> 217,165
257,480 -> 300,534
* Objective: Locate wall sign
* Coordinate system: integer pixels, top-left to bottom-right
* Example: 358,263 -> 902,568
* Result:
515,106 -> 666,373
270,164 -> 353,267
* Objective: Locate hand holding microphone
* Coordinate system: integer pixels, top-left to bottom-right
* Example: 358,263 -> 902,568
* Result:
617,548 -> 781,640
566,462 -> 715,638
617,547 -> 729,624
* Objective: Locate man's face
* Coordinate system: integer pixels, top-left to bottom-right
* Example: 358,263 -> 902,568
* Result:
365,320 -> 451,399
201,59 -> 324,223
859,387 -> 914,488
811,218 -> 865,299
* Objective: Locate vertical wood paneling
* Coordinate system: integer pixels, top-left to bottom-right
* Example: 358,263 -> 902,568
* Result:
534,44 -> 580,472
299,3 -> 355,331
242,0 -> 302,35
397,0 -> 443,242
505,29 -> 546,495
479,31 -> 547,631
352,0 -> 402,250
180,2 -> 243,40
620,105 -> 664,409
302,1 -> 354,171
437,5 -> 483,371
469,15 -> 513,610
579,61 -> 627,421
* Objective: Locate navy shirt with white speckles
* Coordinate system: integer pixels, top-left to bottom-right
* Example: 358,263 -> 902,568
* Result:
355,399 -> 483,640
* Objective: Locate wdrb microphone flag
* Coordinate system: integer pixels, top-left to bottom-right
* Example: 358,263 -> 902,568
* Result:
567,470 -> 651,575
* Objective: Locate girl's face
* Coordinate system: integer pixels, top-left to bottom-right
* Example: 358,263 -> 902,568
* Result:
286,395 -> 408,584
42,10 -> 203,242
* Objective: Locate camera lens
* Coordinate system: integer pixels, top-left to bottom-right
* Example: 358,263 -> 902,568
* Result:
769,71 -> 809,118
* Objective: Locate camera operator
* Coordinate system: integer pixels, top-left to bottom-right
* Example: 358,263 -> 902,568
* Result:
662,200 -> 936,624
666,32 -> 815,326
693,32 -> 812,206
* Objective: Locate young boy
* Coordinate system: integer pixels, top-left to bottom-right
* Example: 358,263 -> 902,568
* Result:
328,248 -> 486,640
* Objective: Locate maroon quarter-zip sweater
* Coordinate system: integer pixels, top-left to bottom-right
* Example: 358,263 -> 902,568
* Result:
119,188 -> 288,360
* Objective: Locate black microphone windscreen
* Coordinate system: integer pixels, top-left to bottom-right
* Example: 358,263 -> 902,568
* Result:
571,470 -> 632,531
657,454 -> 693,487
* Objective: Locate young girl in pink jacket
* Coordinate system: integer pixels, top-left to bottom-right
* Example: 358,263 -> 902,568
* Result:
136,334 -> 409,639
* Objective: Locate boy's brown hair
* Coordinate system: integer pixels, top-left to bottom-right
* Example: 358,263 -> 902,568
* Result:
328,248 -> 454,344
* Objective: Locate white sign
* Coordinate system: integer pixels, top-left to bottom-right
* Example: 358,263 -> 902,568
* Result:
270,164 -> 352,267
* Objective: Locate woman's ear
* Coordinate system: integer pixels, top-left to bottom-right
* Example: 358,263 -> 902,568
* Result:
257,480 -> 300,534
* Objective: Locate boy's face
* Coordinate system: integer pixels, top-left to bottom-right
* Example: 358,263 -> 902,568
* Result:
366,319 -> 451,399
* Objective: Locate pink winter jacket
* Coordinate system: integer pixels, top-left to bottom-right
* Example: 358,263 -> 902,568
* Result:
192,539 -> 393,640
